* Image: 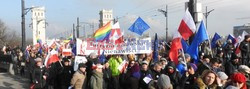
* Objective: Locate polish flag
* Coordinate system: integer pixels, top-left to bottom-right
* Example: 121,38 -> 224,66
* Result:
178,8 -> 196,40
110,22 -> 124,44
44,50 -> 60,67
235,36 -> 241,54
169,32 -> 183,65
62,49 -> 72,56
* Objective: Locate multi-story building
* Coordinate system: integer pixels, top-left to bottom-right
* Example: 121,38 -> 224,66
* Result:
31,6 -> 46,45
99,9 -> 113,27
233,23 -> 250,37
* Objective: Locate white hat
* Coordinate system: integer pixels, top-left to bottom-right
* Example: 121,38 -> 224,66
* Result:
35,58 -> 42,62
142,61 -> 148,65
217,72 -> 228,80
239,65 -> 250,74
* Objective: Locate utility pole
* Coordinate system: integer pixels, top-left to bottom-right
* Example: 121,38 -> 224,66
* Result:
73,24 -> 75,39
158,5 -> 168,41
204,6 -> 214,30
21,0 -> 26,52
188,0 -> 195,20
76,17 -> 80,38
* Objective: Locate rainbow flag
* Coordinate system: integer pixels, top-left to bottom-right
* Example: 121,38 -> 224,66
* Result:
94,21 -> 112,41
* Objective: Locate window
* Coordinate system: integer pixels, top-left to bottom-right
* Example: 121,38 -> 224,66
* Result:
38,13 -> 40,16
41,13 -> 43,16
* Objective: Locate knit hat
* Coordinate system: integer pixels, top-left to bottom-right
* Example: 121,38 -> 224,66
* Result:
142,61 -> 149,65
63,57 -> 70,62
238,65 -> 250,74
35,58 -> 42,62
226,85 -> 239,89
217,72 -> 228,80
157,74 -> 171,89
78,63 -> 87,68
184,53 -> 191,58
189,63 -> 197,71
231,73 -> 246,83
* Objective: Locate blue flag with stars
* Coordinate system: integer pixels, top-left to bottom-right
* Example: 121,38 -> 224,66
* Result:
128,17 -> 150,35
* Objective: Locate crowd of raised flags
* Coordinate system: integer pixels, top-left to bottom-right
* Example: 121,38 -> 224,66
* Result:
2,8 -> 250,89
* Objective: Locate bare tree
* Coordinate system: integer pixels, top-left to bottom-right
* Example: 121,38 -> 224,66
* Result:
0,19 -> 7,47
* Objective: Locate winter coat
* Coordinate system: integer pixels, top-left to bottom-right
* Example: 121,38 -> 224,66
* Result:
196,61 -> 210,76
176,61 -> 187,75
59,66 -> 74,88
165,62 -> 182,89
103,68 -> 112,89
139,70 -> 152,89
180,74 -> 198,89
90,71 -> 103,89
71,70 -> 87,89
108,56 -> 122,77
240,41 -> 250,59
32,65 -> 48,89
195,77 -> 222,89
47,61 -> 64,89
225,60 -> 239,76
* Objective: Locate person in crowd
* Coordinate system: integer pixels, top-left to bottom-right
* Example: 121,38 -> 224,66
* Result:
28,52 -> 36,83
108,55 -> 122,89
137,54 -> 146,65
196,55 -> 211,75
47,58 -> 64,89
160,58 -> 168,70
123,62 -> 141,89
90,64 -> 104,89
59,58 -> 74,89
176,53 -> 191,75
157,74 -> 173,89
32,58 -> 48,89
180,63 -> 198,89
103,60 -> 112,89
216,72 -> 228,88
86,52 -> 98,88
165,61 -> 181,89
215,41 -> 223,56
240,35 -> 250,66
225,53 -> 240,76
225,72 -> 247,89
70,63 -> 87,89
195,69 -> 223,89
139,61 -> 152,89
148,62 -> 162,89
224,39 -> 235,60
238,65 -> 250,87
210,57 -> 223,73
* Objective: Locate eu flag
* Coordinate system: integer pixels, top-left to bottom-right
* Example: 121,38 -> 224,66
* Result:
181,38 -> 189,52
128,17 -> 150,35
211,33 -> 221,48
99,51 -> 106,64
187,21 -> 208,63
153,33 -> 158,62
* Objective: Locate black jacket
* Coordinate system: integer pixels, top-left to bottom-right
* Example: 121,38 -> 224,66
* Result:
139,70 -> 152,89
59,65 -> 74,88
225,60 -> 239,76
103,68 -> 112,89
180,74 -> 198,89
165,62 -> 182,89
32,65 -> 48,89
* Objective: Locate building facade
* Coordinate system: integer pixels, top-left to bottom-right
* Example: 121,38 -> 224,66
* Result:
31,7 -> 46,45
99,9 -> 113,27
233,23 -> 250,37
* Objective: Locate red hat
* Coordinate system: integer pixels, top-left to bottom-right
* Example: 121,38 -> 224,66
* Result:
230,72 -> 246,83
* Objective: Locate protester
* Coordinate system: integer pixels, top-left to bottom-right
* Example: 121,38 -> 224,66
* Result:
32,58 -> 48,89
239,35 -> 250,66
59,58 -> 74,89
139,61 -> 151,89
103,60 -> 112,89
108,55 -> 122,89
70,63 -> 87,89
225,54 -> 240,76
225,72 -> 247,89
90,64 -> 104,89
157,74 -> 173,89
165,61 -> 181,89
176,53 -> 191,75
195,69 -> 223,89
180,63 -> 198,89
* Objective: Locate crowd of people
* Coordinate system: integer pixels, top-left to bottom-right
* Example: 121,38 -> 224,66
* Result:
1,35 -> 250,89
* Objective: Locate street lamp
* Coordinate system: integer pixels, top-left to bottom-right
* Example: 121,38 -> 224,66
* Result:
21,0 -> 39,52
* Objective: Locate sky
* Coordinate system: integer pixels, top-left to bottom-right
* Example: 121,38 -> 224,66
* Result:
0,0 -> 250,39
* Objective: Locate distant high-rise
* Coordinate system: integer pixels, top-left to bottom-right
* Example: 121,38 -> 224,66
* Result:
99,9 -> 113,27
233,23 -> 250,37
31,7 -> 46,45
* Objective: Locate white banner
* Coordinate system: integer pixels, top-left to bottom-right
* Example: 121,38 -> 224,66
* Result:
74,56 -> 87,71
77,38 -> 152,55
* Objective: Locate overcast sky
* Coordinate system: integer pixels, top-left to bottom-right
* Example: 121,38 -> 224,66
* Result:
0,0 -> 249,39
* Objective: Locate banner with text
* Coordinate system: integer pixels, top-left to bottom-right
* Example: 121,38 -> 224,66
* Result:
77,38 -> 152,55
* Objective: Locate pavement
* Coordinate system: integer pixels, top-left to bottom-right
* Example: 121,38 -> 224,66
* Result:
0,69 -> 30,89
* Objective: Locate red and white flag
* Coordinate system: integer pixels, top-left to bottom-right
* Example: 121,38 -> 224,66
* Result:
44,50 -> 60,67
62,49 -> 72,56
109,22 -> 124,44
169,32 -> 183,65
178,8 -> 196,40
